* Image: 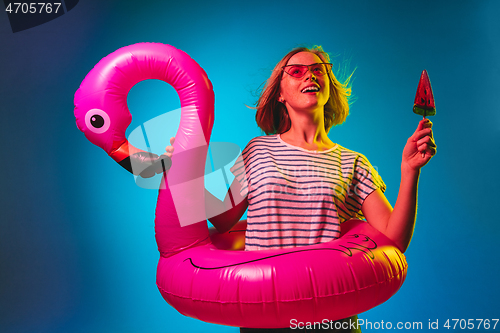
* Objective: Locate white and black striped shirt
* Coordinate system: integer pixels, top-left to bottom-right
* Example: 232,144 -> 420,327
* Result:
230,135 -> 386,250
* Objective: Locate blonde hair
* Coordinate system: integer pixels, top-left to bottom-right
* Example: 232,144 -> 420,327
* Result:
255,46 -> 353,135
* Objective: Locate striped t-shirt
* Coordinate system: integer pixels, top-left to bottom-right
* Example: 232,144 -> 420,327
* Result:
230,134 -> 386,251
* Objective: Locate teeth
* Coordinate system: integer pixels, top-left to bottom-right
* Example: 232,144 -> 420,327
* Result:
301,86 -> 319,93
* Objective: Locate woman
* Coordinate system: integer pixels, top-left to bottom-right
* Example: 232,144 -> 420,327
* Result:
165,46 -> 436,332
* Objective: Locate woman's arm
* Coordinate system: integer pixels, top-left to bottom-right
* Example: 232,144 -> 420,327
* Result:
164,137 -> 248,234
361,169 -> 418,253
206,178 -> 248,233
361,119 -> 436,252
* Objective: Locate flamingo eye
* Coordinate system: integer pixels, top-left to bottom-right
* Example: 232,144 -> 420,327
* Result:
85,109 -> 110,134
91,115 -> 104,128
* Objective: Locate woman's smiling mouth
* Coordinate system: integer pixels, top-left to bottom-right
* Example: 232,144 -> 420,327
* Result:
301,84 -> 320,93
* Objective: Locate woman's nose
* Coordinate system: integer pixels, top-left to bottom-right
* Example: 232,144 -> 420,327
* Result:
305,71 -> 317,81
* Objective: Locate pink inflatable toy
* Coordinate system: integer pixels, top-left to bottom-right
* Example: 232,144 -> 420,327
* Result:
74,43 -> 408,328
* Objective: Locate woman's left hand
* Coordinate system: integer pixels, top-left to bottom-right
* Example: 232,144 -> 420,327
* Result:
402,118 -> 437,170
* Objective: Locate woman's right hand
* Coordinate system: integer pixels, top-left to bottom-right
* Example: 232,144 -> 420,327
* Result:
150,136 -> 175,175
163,137 -> 175,158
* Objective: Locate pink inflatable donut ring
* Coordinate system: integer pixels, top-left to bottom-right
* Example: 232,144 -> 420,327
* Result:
74,43 -> 408,329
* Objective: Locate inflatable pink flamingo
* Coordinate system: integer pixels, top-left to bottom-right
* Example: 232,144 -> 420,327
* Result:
74,43 -> 407,328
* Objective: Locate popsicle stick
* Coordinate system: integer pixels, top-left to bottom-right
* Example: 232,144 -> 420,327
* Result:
422,115 -> 426,158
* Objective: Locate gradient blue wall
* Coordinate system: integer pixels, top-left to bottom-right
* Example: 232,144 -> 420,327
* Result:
1,1 -> 499,332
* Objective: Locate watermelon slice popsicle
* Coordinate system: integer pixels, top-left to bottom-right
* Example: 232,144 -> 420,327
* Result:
413,69 -> 436,157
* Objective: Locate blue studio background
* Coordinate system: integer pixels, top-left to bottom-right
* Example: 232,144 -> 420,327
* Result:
1,1 -> 499,332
